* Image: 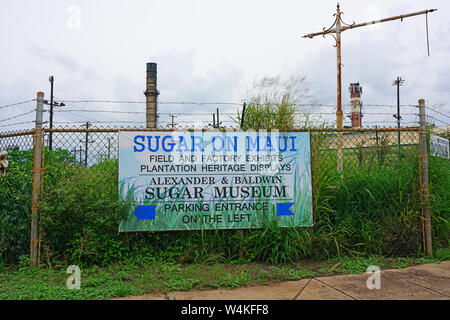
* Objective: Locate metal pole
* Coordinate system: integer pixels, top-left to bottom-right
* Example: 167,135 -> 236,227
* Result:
426,13 -> 430,56
240,102 -> 246,128
30,91 -> 44,267
418,99 -> 432,255
375,125 -> 379,145
107,137 -> 111,159
171,114 -> 176,129
336,4 -> 344,172
301,4 -> 437,172
396,77 -> 401,149
49,76 -> 54,151
84,121 -> 90,167
302,9 -> 437,39
216,108 -> 220,128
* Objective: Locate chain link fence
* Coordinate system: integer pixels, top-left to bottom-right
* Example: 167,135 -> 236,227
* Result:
38,125 -> 421,169
1,120 -> 446,265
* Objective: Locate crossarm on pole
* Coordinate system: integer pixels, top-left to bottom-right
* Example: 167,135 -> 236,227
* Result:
302,9 -> 437,38
340,9 -> 437,32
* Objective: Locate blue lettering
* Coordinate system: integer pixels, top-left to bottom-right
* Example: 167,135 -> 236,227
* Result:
225,136 -> 237,152
134,135 -> 145,152
176,136 -> 189,152
147,136 -> 160,152
212,136 -> 224,151
191,136 -> 203,152
262,136 -> 272,151
289,136 -> 297,151
246,136 -> 259,151
162,135 -> 175,152
278,136 -> 288,152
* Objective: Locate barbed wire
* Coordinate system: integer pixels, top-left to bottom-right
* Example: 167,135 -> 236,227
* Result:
52,109 -> 420,116
50,98 -> 422,109
0,99 -> 35,110
425,106 -> 450,120
53,120 -> 145,124
54,109 -> 146,115
0,120 -> 36,128
427,115 -> 450,126
54,100 -> 131,123
54,99 -> 242,106
0,97 -> 446,132
0,109 -> 36,123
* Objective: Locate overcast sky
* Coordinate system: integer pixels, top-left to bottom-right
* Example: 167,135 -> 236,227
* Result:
1,0 -> 449,130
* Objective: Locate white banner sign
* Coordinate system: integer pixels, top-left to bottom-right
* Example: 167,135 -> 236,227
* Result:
430,134 -> 449,159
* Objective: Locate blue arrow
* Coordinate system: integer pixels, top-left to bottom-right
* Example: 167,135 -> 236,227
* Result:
276,202 -> 294,216
133,205 -> 156,220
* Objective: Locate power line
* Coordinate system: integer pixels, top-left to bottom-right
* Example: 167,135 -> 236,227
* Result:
404,80 -> 450,92
407,80 -> 450,88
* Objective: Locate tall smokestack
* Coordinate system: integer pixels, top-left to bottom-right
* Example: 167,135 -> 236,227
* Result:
145,62 -> 159,128
349,82 -> 362,128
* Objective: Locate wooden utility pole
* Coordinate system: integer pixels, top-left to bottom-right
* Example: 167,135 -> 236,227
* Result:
302,4 -> 437,171
393,76 -> 404,150
49,76 -> 54,151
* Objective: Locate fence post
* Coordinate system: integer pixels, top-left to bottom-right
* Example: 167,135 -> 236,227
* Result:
374,125 -> 378,145
418,98 -> 432,255
84,121 -> 90,167
30,91 -> 44,267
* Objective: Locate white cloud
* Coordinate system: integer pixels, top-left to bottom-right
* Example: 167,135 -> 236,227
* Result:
0,0 -> 449,130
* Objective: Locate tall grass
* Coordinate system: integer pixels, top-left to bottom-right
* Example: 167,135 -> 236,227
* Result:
2,143 -> 448,266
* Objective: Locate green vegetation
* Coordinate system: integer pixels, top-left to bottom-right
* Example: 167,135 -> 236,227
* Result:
0,253 -> 447,300
2,138 -> 447,269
